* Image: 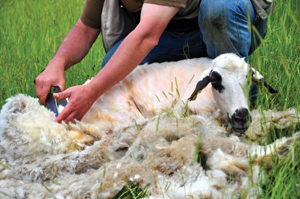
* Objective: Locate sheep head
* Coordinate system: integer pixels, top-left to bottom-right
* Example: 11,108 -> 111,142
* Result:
189,53 -> 278,134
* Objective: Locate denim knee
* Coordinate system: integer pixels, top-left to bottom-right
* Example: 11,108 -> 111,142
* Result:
199,0 -> 256,61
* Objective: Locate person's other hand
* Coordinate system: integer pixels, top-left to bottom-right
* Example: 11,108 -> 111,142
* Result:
35,61 -> 66,106
53,84 -> 97,123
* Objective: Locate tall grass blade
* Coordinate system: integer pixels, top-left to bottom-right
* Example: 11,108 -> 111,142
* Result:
188,74 -> 195,84
126,184 -> 137,199
51,179 -> 61,185
280,17 -> 289,44
285,4 -> 300,30
0,161 -> 10,170
246,4 -> 251,33
155,94 -> 161,102
193,134 -> 202,164
252,25 -> 265,46
279,51 -> 291,77
135,121 -> 140,133
176,88 -> 180,99
0,191 -> 12,198
175,77 -> 178,88
41,182 -> 52,193
162,91 -> 168,99
156,115 -> 160,132
239,83 -> 246,94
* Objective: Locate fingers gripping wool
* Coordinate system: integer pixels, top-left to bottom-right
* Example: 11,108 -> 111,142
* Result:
0,94 -> 98,159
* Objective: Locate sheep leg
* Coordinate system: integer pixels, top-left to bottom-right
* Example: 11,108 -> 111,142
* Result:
246,108 -> 300,143
249,132 -> 300,169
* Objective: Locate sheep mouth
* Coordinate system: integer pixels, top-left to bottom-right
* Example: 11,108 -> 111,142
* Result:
227,113 -> 250,134
232,126 -> 249,134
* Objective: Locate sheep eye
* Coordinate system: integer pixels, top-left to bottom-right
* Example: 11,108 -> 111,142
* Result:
210,71 -> 225,93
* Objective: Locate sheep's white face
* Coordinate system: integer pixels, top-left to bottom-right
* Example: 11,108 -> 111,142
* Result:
210,54 -> 250,133
189,53 -> 278,133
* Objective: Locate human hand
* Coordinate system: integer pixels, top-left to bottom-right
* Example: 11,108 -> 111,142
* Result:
53,84 -> 98,123
35,61 -> 66,106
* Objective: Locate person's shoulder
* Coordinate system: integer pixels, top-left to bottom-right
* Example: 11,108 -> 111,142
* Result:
80,0 -> 104,29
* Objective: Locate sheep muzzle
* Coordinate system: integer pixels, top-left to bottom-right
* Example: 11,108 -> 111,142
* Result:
228,108 -> 251,134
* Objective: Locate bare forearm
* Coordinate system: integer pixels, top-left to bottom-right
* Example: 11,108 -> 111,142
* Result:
50,20 -> 100,71
53,4 -> 179,123
88,27 -> 158,100
35,19 -> 100,105
88,4 -> 179,101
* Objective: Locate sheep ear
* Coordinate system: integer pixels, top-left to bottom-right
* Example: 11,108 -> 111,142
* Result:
250,67 -> 278,94
188,76 -> 211,101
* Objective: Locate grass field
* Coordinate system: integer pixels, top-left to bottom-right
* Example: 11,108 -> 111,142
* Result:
0,0 -> 300,198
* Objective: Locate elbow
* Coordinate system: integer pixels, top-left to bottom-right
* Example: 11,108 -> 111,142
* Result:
141,28 -> 161,50
145,35 -> 159,49
134,24 -> 162,50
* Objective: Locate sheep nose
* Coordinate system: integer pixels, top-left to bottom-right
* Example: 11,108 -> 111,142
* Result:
230,108 -> 251,134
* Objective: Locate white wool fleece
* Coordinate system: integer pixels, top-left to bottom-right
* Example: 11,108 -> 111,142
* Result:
0,94 -> 93,159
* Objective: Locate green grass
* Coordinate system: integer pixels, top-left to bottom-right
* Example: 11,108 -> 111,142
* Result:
0,0 -> 300,198
0,0 -> 105,104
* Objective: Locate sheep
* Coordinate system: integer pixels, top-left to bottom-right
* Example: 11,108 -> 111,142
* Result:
77,53 -> 277,135
0,53 -> 270,159
0,53 -> 298,199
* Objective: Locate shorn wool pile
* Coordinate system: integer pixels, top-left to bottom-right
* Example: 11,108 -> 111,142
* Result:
0,54 -> 299,199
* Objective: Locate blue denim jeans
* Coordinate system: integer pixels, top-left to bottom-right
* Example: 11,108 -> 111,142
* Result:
101,0 -> 268,101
